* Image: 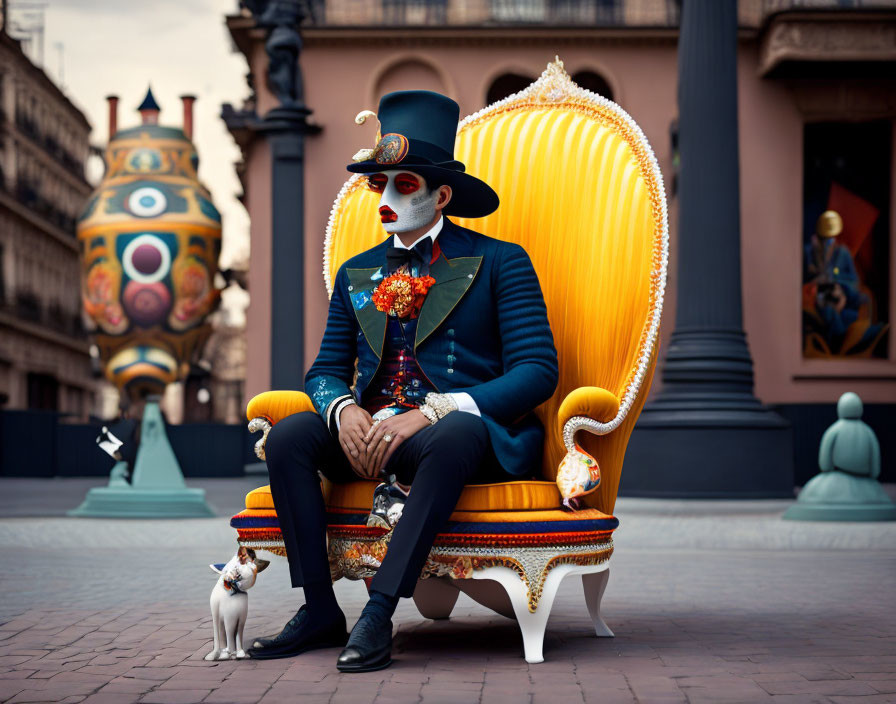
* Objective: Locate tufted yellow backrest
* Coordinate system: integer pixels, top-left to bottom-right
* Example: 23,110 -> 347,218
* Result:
324,61 -> 667,513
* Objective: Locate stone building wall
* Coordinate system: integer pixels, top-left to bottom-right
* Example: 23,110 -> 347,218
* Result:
0,31 -> 96,417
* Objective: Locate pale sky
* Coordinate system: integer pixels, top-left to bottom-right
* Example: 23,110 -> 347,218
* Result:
39,0 -> 250,270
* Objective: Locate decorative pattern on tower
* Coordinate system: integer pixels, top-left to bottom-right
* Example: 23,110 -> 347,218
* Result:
77,87 -> 222,401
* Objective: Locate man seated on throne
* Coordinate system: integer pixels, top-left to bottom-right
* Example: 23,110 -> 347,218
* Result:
248,90 -> 558,672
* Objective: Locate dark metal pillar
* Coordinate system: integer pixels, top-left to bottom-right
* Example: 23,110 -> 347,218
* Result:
250,0 -> 320,391
621,0 -> 794,497
260,112 -> 313,390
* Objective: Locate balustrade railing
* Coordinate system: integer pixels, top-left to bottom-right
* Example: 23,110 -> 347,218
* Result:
5,289 -> 84,337
299,0 -> 896,27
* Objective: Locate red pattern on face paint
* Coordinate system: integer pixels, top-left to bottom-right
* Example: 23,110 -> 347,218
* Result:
394,173 -> 421,194
367,174 -> 387,194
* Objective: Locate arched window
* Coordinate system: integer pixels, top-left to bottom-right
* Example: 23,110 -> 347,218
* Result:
486,73 -> 535,106
572,71 -> 614,101
373,58 -> 447,100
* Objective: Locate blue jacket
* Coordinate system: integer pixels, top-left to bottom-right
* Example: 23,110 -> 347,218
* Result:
305,218 -> 559,477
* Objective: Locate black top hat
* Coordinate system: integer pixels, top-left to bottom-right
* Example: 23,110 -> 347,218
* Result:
347,90 -> 499,218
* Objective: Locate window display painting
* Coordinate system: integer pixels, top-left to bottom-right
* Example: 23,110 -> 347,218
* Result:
802,122 -> 890,359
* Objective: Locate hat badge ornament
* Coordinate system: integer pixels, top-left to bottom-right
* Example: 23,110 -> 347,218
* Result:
352,109 -> 410,166
373,133 -> 409,165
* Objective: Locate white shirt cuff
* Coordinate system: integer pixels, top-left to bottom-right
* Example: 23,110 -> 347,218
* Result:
448,392 -> 480,417
325,395 -> 355,433
335,398 -> 356,432
330,392 -> 477,430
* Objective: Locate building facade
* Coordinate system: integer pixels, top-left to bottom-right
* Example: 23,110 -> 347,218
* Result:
0,30 -> 96,417
223,0 -> 896,485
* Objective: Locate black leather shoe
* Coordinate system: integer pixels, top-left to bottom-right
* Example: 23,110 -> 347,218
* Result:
336,613 -> 393,672
249,605 -> 313,650
248,605 -> 348,660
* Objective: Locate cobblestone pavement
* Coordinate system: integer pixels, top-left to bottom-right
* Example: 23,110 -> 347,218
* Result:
3,485 -> 896,703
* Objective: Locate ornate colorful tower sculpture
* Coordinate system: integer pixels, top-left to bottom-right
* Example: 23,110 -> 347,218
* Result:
77,88 -> 222,402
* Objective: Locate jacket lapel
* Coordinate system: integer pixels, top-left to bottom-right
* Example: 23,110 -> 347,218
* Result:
345,220 -> 482,355
346,266 -> 387,358
415,221 -> 482,350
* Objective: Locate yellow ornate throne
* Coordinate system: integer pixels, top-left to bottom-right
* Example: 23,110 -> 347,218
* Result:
231,59 -> 668,663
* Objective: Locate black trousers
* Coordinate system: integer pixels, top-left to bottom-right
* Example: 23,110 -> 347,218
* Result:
264,410 -> 499,598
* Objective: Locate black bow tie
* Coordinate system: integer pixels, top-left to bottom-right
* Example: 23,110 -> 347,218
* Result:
386,237 -> 433,277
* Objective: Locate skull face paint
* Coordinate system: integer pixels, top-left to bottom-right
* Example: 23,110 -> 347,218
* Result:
367,170 -> 440,234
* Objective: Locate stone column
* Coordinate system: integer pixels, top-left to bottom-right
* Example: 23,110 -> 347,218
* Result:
622,0 -> 794,497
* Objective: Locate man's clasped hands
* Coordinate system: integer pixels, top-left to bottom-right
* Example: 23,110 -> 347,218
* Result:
337,405 -> 431,479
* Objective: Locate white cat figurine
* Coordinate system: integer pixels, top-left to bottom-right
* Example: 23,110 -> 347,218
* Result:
205,547 -> 269,660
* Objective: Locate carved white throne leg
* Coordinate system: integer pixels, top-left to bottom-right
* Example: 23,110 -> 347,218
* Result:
473,566 -> 548,663
582,567 -> 614,637
413,577 -> 460,620
472,564 -> 579,664
471,562 -> 612,663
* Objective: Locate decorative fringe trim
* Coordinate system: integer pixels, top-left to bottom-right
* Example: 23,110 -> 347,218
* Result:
232,511 -> 619,534
236,526 -> 615,548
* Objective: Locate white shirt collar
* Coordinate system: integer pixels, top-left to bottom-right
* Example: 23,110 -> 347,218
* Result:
392,215 -> 444,250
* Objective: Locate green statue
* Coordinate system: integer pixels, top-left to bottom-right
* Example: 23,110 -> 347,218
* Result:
69,398 -> 214,518
784,392 -> 896,521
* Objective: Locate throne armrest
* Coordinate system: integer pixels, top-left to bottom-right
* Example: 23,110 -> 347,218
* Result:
557,386 -> 620,444
555,386 -> 620,506
246,391 -> 318,460
246,390 -> 317,424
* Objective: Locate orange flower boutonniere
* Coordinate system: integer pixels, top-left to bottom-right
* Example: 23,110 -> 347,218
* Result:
372,272 -> 436,319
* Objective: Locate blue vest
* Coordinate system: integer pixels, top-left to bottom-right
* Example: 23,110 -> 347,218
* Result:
362,317 -> 437,419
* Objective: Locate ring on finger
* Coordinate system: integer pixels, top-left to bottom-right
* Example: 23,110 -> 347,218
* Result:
383,433 -> 393,443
